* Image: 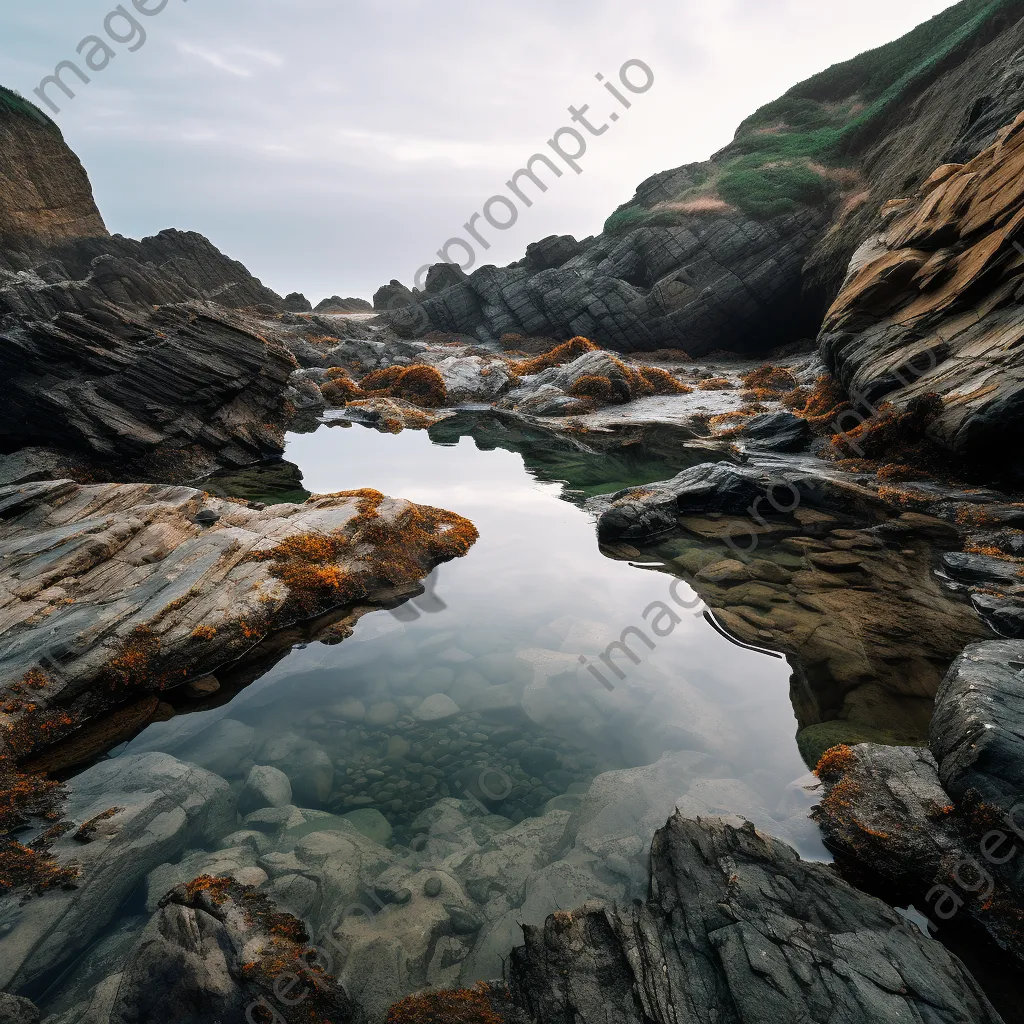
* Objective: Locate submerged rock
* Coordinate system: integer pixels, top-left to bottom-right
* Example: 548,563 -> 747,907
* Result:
0,753 -> 234,993
47,877 -> 357,1024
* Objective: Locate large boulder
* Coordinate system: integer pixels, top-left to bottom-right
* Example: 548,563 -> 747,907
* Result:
507,813 -> 1005,1024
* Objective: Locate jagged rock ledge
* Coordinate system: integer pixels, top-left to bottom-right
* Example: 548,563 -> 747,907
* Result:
500,813 -> 1005,1023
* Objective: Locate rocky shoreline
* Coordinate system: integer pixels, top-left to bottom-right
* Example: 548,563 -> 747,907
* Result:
4,5 -> 1024,1022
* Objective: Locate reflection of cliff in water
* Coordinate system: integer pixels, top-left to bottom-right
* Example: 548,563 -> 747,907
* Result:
198,458 -> 311,506
428,410 -> 726,503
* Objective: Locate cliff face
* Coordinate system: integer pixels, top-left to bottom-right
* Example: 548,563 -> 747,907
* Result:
379,0 -> 1024,356
0,86 -> 296,479
0,87 -> 108,251
819,112 -> 1024,480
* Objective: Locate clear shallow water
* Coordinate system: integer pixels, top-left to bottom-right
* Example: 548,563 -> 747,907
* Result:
61,417 -> 828,1011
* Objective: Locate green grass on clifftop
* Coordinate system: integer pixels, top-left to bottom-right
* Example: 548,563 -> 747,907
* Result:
0,85 -> 61,133
605,0 -> 1017,230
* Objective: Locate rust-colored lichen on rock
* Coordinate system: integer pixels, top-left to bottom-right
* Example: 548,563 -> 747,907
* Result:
510,336 -> 598,376
815,744 -> 858,779
386,983 -> 503,1024
184,874 -> 235,905
785,374 -> 852,430
638,365 -> 692,395
100,626 -> 162,692
827,394 -> 944,464
320,368 -> 363,406
359,365 -> 449,408
257,529 -> 364,615
74,806 -> 121,843
254,490 -> 477,617
741,364 -> 798,396
568,374 -> 615,402
0,744 -> 78,896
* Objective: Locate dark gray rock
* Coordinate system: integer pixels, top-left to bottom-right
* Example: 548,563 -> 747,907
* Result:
423,262 -> 467,294
592,458 -> 884,542
282,291 -> 313,312
524,234 -> 583,272
814,741 -> 1024,963
507,813 -> 1004,1024
941,552 -> 1023,587
972,594 -> 1024,638
376,209 -> 828,354
313,295 -> 373,313
0,301 -> 296,479
734,411 -> 813,452
0,228 -> 288,319
932,639 -> 1024,813
0,993 -> 40,1024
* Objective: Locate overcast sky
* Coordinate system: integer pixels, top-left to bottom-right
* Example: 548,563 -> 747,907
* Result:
1,0 -> 958,303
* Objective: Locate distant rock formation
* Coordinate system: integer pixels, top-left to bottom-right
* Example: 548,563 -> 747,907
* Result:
374,1 -> 1024,357
282,291 -> 313,312
0,86 -> 292,317
314,294 -> 373,313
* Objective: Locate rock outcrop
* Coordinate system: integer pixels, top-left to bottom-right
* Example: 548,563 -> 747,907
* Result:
0,301 -> 298,481
382,209 -> 828,355
375,1 -> 1024,357
819,111 -> 1024,480
0,88 -> 107,253
315,295 -> 373,314
506,813 -> 1004,1024
0,229 -> 288,319
0,479 -> 477,767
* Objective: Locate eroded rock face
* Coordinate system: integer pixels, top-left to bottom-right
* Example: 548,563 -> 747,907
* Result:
0,301 -> 299,480
0,91 -> 107,253
506,813 -> 1004,1024
381,210 -> 828,355
819,112 -> 1024,480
